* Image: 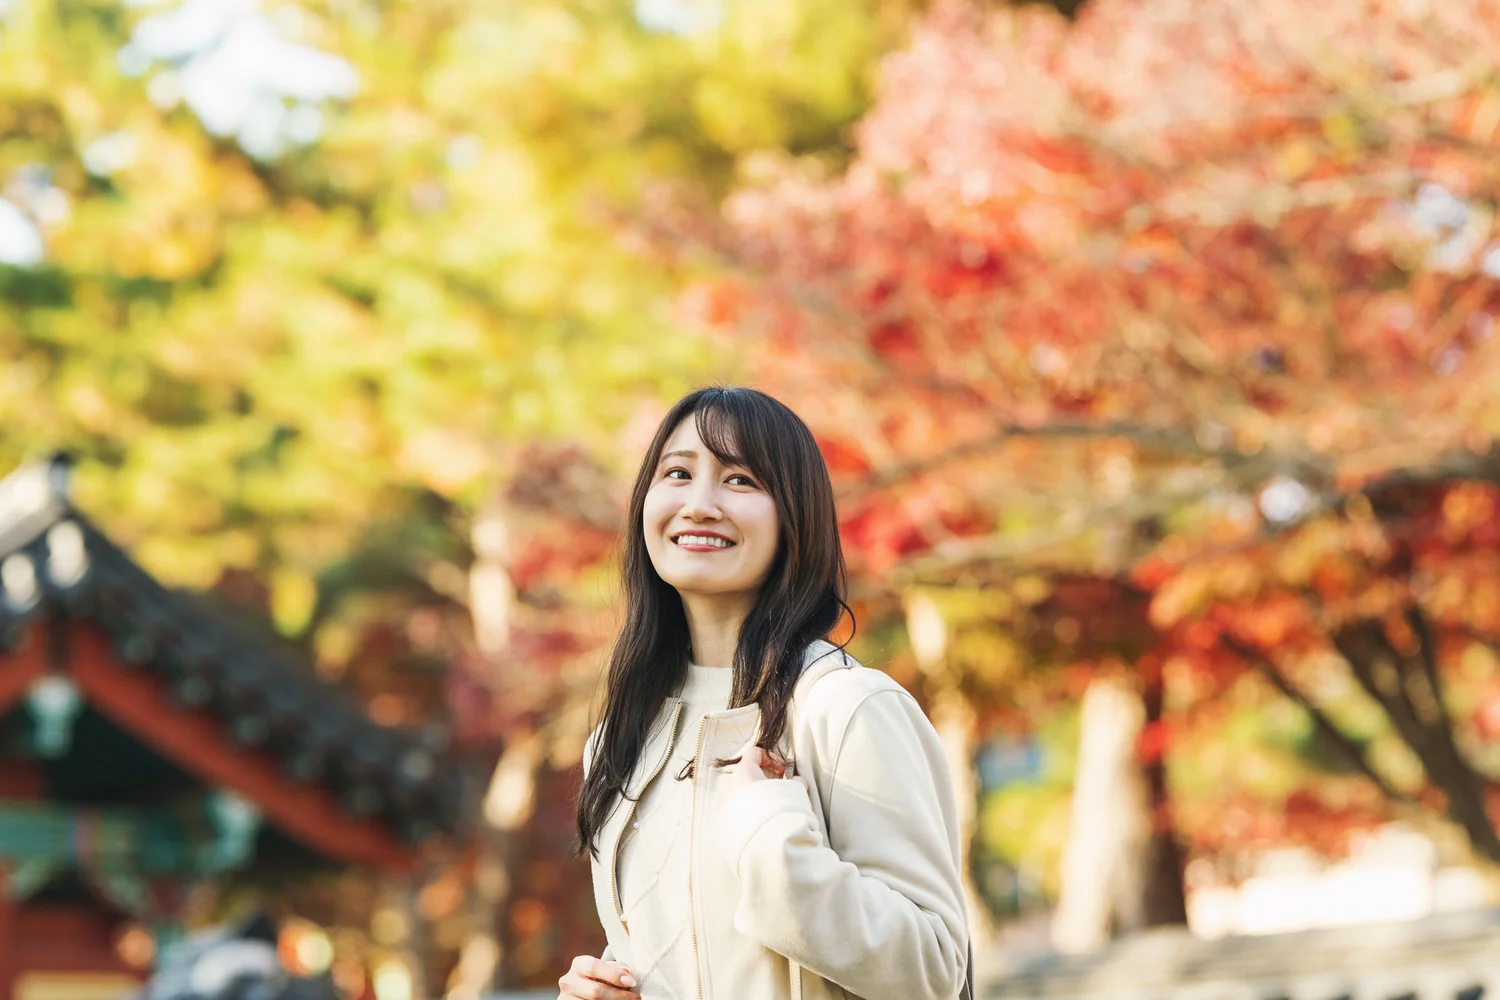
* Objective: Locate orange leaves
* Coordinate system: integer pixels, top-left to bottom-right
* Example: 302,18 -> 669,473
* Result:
677,277 -> 750,332
1278,789 -> 1387,857
1216,593 -> 1312,650
505,524 -> 616,592
838,503 -> 934,576
1427,574 -> 1500,637
1142,508 -> 1414,652
867,319 -> 924,367
1130,554 -> 1176,591
1150,556 -> 1263,629
814,435 -> 873,476
1475,694 -> 1500,741
708,0 -> 1500,514
1150,568 -> 1217,629
1439,481 -> 1500,543
1136,717 -> 1174,765
1177,788 -> 1386,859
682,0 -> 1500,860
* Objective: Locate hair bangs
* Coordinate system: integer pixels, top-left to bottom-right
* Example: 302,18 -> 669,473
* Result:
693,390 -> 779,495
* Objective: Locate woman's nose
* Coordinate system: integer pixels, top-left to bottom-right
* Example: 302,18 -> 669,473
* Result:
680,479 -> 721,518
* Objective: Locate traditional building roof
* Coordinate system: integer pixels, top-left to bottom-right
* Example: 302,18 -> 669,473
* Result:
0,455 -> 474,858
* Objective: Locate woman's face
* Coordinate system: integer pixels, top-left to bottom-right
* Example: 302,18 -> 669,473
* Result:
642,416 -> 781,604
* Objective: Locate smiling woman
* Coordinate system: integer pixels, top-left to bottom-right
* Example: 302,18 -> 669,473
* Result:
641,417 -> 782,664
565,386 -> 971,1000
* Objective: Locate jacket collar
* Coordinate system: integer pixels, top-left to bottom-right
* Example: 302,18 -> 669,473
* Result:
627,638 -> 847,792
656,638 -> 843,719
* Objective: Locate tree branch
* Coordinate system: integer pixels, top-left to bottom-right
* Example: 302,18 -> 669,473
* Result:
1333,623 -> 1435,755
838,424 -> 1152,501
1332,620 -> 1500,861
838,420 -> 1323,505
1223,636 -> 1415,804
1405,606 -> 1450,726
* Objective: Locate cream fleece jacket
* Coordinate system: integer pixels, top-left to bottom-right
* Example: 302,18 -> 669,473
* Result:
585,641 -> 968,1000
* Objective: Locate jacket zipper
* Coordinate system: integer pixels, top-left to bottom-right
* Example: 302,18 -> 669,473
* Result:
611,700 -> 684,933
686,713 -> 710,1000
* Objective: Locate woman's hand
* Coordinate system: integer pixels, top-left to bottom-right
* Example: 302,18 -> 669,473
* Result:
723,736 -> 806,790
557,955 -> 639,999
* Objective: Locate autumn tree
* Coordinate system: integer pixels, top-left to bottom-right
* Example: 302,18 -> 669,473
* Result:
0,0 -> 927,987
672,0 -> 1500,942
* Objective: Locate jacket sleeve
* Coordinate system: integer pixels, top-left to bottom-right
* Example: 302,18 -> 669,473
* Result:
713,688 -> 968,1000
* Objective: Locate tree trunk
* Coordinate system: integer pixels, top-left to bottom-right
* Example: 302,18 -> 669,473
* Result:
903,592 -> 996,948
469,497 -> 514,657
928,684 -> 998,948
1138,664 -> 1188,927
1051,674 -> 1153,953
466,495 -> 519,991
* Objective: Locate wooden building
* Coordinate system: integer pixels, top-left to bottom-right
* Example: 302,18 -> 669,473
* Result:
0,457 -> 474,1000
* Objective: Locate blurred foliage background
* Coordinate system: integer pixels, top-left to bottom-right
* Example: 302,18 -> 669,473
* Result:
12,0 -> 1500,994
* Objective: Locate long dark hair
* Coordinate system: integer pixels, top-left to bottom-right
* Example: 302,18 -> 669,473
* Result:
575,386 -> 851,856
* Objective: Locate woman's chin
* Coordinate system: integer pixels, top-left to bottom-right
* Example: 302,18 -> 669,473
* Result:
664,575 -> 752,599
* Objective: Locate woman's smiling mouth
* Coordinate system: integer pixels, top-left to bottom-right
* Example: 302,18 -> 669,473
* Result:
672,533 -> 736,549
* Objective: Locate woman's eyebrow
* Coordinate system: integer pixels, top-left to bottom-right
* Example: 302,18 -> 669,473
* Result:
658,447 -> 748,469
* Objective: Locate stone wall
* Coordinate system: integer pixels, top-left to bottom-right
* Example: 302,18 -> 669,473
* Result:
983,908 -> 1500,1000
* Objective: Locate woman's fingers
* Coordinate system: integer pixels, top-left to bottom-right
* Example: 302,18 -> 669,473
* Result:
734,737 -> 787,779
727,739 -> 765,783
558,955 -> 639,999
738,739 -> 762,766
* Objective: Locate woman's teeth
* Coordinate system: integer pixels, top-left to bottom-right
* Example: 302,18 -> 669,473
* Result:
675,535 -> 732,548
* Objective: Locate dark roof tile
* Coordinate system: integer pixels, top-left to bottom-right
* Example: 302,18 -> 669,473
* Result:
0,458 -> 474,845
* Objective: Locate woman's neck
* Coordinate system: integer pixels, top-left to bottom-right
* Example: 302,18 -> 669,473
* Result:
680,592 -> 753,668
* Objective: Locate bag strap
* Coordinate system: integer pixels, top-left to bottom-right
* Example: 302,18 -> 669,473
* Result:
782,641 -> 854,791
784,643 -> 975,1000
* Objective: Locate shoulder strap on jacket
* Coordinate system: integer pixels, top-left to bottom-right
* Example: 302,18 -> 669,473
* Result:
793,639 -> 856,700
786,639 -> 976,1000
784,640 -> 856,764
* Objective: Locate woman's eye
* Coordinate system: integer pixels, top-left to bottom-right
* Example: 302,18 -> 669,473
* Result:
727,474 -> 757,488
664,468 -> 690,480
